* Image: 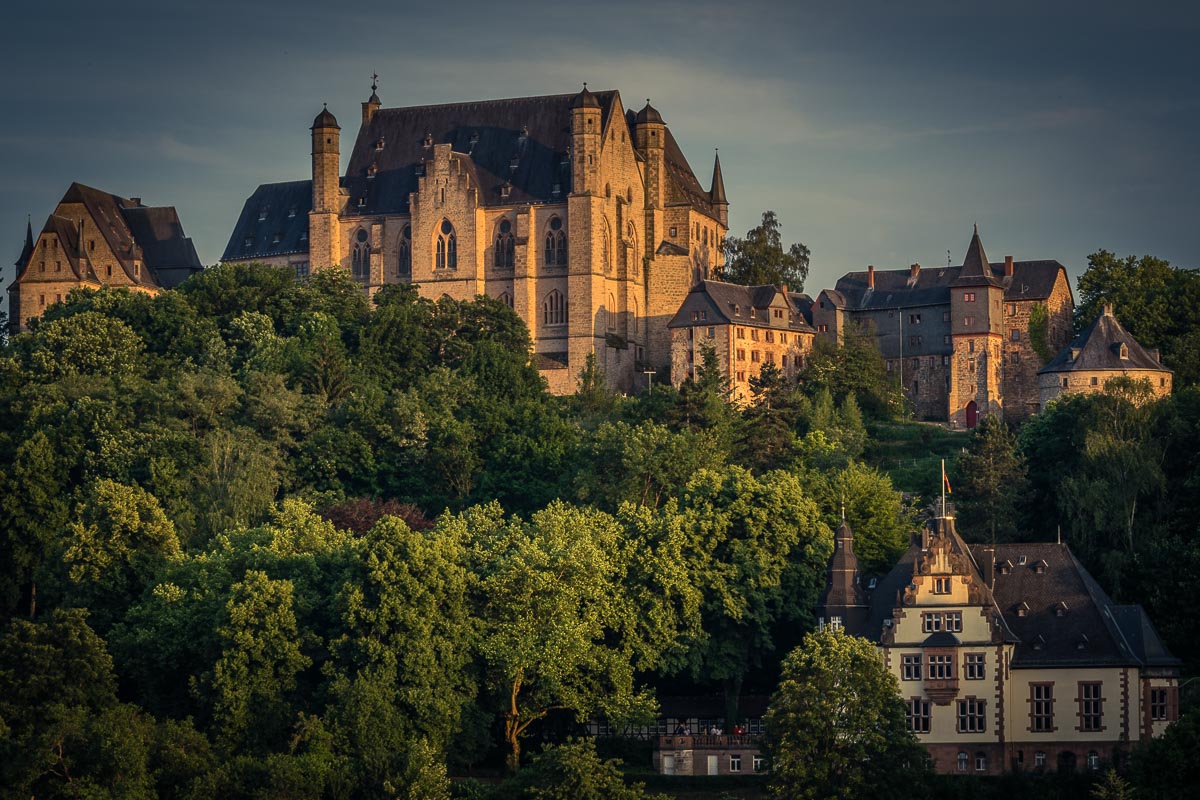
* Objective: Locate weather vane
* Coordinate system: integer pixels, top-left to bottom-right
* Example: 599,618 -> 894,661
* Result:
371,72 -> 379,92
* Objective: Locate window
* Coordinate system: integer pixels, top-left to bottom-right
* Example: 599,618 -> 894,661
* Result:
923,611 -> 962,633
736,370 -> 745,382
751,351 -> 761,363
1034,751 -> 1047,768
975,752 -> 988,772
736,328 -> 745,339
39,294 -> 45,307
736,349 -> 746,361
542,290 -> 567,325
89,240 -> 95,252
106,265 -> 112,277
957,699 -> 986,733
1150,687 -> 1174,721
544,217 -> 567,267
909,335 -> 922,346
607,293 -> 617,330
56,261 -> 62,272
398,225 -> 412,278
965,653 -> 985,680
963,292 -> 976,302
1008,303 -> 1017,316
39,261 -> 45,272
1079,683 -> 1103,732
957,752 -> 969,773
751,329 -> 760,341
670,226 -> 677,237
495,219 -> 515,268
765,330 -> 774,342
943,355 -> 950,366
927,654 -> 954,680
1091,376 -> 1099,386
829,616 -> 842,631
1062,377 -> 1069,388
780,333 -> 788,343
707,327 -> 715,339
933,577 -> 951,594
1011,329 -> 1021,341
968,340 -> 976,353
293,261 -> 310,279
910,313 -> 922,324
964,315 -> 975,326
906,698 -> 931,733
902,654 -> 922,681
1031,684 -> 1054,732
818,324 -> 829,333
352,228 -> 370,281
753,756 -> 765,773
729,755 -> 741,773
436,220 -> 457,270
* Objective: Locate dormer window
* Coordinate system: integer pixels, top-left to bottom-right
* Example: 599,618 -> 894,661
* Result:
375,137 -> 386,151
1018,555 -> 1028,566
272,232 -> 282,245
1017,602 -> 1030,618
243,236 -> 253,249
300,228 -> 308,242
1070,347 -> 1081,361
415,160 -> 425,177
1033,560 -> 1048,574
1032,634 -> 1045,651
551,183 -> 561,198
1077,634 -> 1090,650
1055,601 -> 1069,617
287,208 -> 296,218
357,196 -> 366,208
1119,343 -> 1129,360
367,163 -> 378,180
500,182 -> 512,199
424,132 -> 433,148
258,208 -> 268,222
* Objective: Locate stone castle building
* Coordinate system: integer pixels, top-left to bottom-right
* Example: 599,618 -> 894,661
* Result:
1038,305 -> 1172,406
222,83 -> 728,393
667,279 -> 816,402
8,183 -> 203,333
813,227 -> 1074,426
820,513 -> 1181,775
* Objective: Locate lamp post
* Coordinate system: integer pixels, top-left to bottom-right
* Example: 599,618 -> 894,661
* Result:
643,369 -> 656,394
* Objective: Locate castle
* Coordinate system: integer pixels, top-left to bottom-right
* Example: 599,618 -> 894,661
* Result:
813,227 -> 1075,425
221,82 -> 728,394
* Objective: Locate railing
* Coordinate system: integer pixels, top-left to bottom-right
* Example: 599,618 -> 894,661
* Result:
656,734 -> 763,750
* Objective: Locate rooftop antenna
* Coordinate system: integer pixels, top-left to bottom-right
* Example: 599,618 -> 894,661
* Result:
1057,525 -> 1062,545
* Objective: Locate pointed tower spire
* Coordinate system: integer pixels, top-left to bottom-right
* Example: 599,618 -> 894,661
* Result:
710,149 -> 728,226
954,223 -> 1001,286
15,215 -> 33,270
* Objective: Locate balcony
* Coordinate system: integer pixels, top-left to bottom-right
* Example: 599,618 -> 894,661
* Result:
924,677 -> 959,705
656,734 -> 762,750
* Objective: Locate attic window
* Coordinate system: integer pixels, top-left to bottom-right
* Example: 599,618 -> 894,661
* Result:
1055,601 -> 1069,617
1032,634 -> 1045,651
243,236 -> 253,249
551,183 -> 561,198
288,208 -> 296,218
89,240 -> 95,252
375,137 -> 386,151
1119,343 -> 1129,360
424,132 -> 433,147
1033,560 -> 1048,574
367,164 -> 378,179
500,183 -> 512,199
415,160 -> 425,176
357,196 -> 366,208
1077,634 -> 1090,650
300,228 -> 308,242
734,304 -> 741,316
272,232 -> 282,245
1017,602 -> 1029,618
1018,555 -> 1028,566
258,208 -> 268,222
1070,348 -> 1080,361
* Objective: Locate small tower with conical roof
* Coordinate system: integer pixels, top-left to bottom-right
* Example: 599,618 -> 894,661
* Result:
310,104 -> 342,270
710,150 -> 728,228
818,518 -> 869,635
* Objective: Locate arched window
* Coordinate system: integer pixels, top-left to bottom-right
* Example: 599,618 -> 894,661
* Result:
397,225 -> 411,280
543,289 -> 567,325
436,219 -> 456,270
631,297 -> 639,334
544,217 -> 567,267
352,228 -> 370,281
607,292 -> 617,330
626,221 -> 639,276
602,217 -> 612,275
495,219 -> 515,269
497,291 -> 513,309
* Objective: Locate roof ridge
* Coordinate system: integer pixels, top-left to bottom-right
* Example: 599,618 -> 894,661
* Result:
373,90 -> 617,115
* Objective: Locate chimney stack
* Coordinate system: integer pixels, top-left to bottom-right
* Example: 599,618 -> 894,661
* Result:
982,547 -> 996,589
910,263 -> 920,280
780,283 -> 789,295
867,264 -> 875,290
1004,255 -> 1014,277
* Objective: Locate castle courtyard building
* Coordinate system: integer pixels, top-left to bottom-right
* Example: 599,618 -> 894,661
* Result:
813,227 -> 1074,426
222,84 -> 728,394
8,183 -> 203,334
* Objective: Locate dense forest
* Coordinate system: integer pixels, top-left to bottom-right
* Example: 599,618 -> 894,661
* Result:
0,254 -> 1197,799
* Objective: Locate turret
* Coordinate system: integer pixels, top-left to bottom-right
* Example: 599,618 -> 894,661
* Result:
633,99 -> 665,210
709,150 -> 728,227
570,84 -> 602,196
14,216 -> 32,276
311,105 -> 341,214
818,518 -> 869,635
362,74 -> 381,126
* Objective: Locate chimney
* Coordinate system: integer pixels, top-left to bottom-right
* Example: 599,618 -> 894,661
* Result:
1150,348 -> 1161,364
1004,255 -> 1014,277
867,264 -> 875,290
910,262 -> 920,280
1103,303 -> 1114,316
780,283 -> 789,295
982,547 -> 995,589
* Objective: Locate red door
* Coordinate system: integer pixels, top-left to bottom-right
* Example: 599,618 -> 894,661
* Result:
966,401 -> 978,428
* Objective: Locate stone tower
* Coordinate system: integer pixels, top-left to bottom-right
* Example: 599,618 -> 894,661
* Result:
309,105 -> 342,270
633,100 -> 666,250
948,226 -> 1004,426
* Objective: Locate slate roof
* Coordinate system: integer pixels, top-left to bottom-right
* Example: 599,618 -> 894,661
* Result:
953,226 -> 1003,287
666,279 -> 816,332
974,543 -> 1178,668
221,180 -> 313,262
1039,306 -> 1169,374
17,183 -> 202,288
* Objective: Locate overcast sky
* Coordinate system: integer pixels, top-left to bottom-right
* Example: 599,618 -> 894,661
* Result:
1,0 -> 1196,296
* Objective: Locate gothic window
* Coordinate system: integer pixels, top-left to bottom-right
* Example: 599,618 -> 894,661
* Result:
544,216 -> 567,267
626,221 -> 639,276
631,297 -> 639,334
497,291 -> 513,309
352,228 -> 370,281
398,225 -> 412,279
542,289 -> 567,326
602,218 -> 612,275
495,219 -> 515,269
436,219 -> 457,270
607,292 -> 617,330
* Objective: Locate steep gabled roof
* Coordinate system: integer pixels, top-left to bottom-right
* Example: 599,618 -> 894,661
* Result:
666,279 -> 815,332
833,259 -> 1067,310
954,225 -> 1003,287
1039,306 -> 1169,374
222,180 -> 313,262
14,218 -> 33,275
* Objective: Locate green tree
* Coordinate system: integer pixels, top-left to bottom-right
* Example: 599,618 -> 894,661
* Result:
763,628 -> 931,800
797,327 -> 899,418
722,210 -> 811,291
955,415 -> 1029,544
511,740 -> 669,800
810,462 -> 913,575
1128,712 -> 1200,800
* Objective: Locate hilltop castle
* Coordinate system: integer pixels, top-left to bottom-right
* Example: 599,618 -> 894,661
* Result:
222,82 -> 729,394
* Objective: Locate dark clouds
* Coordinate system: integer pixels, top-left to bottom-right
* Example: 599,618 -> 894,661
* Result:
1,1 -> 1196,294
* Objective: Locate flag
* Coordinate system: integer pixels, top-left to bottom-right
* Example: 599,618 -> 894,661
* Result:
943,465 -> 952,495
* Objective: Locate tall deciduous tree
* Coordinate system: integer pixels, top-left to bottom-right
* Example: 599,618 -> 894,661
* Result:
763,628 -> 931,800
722,211 -> 811,291
955,415 -> 1028,544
